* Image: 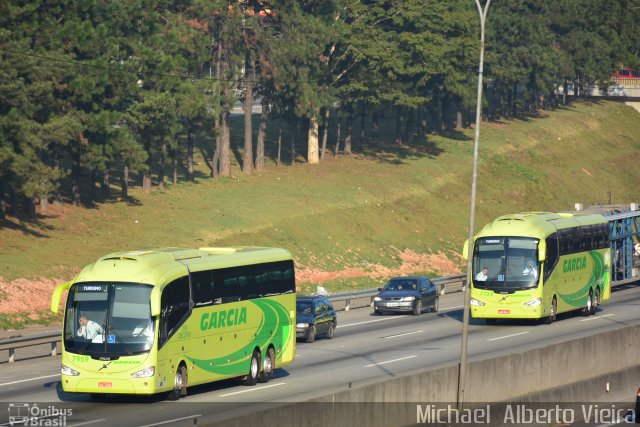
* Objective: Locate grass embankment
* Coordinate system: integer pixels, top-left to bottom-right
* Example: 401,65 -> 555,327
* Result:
1,101 -> 639,328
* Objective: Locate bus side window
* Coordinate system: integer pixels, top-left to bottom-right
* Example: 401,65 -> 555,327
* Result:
192,271 -> 214,307
159,276 -> 190,347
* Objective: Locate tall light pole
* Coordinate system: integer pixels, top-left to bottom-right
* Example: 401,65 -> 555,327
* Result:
457,0 -> 491,409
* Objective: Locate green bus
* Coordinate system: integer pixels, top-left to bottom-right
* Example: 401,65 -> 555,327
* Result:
463,212 -> 610,324
50,247 -> 296,399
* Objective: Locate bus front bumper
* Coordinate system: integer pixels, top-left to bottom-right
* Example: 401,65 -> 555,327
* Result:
61,375 -> 161,395
471,305 -> 544,319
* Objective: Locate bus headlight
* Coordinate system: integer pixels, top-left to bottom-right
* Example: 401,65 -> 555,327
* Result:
373,296 -> 382,301
131,366 -> 155,378
401,296 -> 415,301
61,364 -> 79,376
296,322 -> 309,328
470,298 -> 485,306
524,298 -> 542,307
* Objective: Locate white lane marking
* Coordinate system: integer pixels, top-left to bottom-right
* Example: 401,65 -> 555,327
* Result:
487,331 -> 529,342
381,330 -> 423,339
68,419 -> 107,427
0,373 -> 59,387
138,415 -> 202,427
338,317 -> 404,328
365,355 -> 417,367
444,305 -> 464,310
218,382 -> 286,397
579,313 -> 615,322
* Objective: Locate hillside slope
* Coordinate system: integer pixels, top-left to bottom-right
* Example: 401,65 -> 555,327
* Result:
1,101 -> 639,327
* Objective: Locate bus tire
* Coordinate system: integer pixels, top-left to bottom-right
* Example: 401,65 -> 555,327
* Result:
167,364 -> 187,400
258,347 -> 275,383
242,350 -> 260,386
546,297 -> 557,324
590,288 -> 600,315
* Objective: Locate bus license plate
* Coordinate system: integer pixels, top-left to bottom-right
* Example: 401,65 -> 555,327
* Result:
498,310 -> 510,315
98,382 -> 112,388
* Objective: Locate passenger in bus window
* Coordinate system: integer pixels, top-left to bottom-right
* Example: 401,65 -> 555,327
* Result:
475,267 -> 489,281
522,261 -> 537,279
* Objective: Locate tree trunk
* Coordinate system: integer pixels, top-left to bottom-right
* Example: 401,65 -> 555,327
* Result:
456,111 -> 463,130
72,153 -> 82,205
344,115 -> 352,155
27,197 -> 36,217
187,127 -> 194,181
172,146 -> 178,185
320,108 -> 329,161
335,118 -> 341,155
290,134 -> 295,166
143,141 -> 152,192
255,97 -> 268,171
403,109 -> 414,143
219,109 -> 231,176
211,38 -> 223,178
371,112 -> 380,145
394,109 -> 403,144
90,169 -> 98,205
307,115 -> 320,164
102,168 -> 110,199
10,187 -> 18,216
276,127 -> 281,167
39,195 -> 48,213
242,51 -> 254,174
0,179 -> 5,220
158,141 -> 166,187
122,164 -> 129,198
359,105 -> 366,148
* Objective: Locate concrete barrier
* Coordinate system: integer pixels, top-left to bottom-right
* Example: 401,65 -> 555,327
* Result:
201,324 -> 640,427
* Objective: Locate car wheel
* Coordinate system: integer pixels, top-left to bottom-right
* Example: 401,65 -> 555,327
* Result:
325,322 -> 335,339
242,350 -> 260,386
432,297 -> 439,313
374,309 -> 382,316
305,325 -> 316,343
258,347 -> 275,383
413,300 -> 422,316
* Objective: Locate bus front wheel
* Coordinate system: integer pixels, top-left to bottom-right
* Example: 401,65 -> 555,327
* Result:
242,350 -> 260,386
167,365 -> 187,400
546,297 -> 557,324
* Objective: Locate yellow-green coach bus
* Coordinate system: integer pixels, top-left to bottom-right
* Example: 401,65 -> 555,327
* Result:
463,212 -> 610,324
50,247 -> 296,399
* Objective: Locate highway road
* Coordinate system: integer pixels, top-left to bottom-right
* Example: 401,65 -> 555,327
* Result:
2,284 -> 640,426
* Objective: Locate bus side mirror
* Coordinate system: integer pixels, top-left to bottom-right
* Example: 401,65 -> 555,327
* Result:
50,281 -> 72,314
538,245 -> 546,261
150,286 -> 161,317
462,239 -> 469,260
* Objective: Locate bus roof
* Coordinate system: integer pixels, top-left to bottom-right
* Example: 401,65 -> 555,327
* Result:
476,212 -> 607,239
72,247 -> 293,286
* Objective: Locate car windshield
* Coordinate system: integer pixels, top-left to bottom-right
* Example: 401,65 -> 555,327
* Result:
296,301 -> 313,313
63,282 -> 154,356
472,236 -> 540,291
384,279 -> 418,291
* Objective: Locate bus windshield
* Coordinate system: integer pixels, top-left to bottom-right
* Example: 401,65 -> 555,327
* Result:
63,282 -> 154,356
473,237 -> 540,291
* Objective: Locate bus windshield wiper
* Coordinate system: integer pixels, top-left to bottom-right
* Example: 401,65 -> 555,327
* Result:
77,324 -> 105,355
108,326 -> 134,356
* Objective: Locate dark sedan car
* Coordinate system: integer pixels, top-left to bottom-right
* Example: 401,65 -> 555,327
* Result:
296,295 -> 337,343
373,276 -> 439,315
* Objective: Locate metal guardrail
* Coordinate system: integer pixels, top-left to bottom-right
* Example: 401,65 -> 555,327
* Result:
0,331 -> 60,363
0,274 -> 467,364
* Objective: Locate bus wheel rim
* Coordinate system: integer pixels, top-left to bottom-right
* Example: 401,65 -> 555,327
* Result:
251,356 -> 258,377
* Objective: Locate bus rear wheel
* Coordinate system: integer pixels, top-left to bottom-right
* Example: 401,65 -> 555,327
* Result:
242,350 -> 260,386
258,347 -> 275,383
590,288 -> 600,315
